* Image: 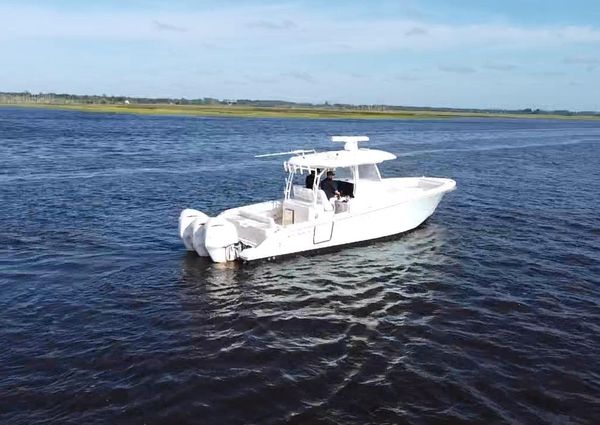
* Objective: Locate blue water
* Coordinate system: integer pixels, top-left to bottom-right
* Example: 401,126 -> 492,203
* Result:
1,107 -> 599,424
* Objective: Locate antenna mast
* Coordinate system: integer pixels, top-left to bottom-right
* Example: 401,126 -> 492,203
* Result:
331,136 -> 369,151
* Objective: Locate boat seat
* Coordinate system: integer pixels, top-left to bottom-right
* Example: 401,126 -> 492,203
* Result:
283,186 -> 335,224
238,208 -> 276,227
282,198 -> 315,224
293,185 -> 315,203
228,214 -> 275,245
294,185 -> 333,210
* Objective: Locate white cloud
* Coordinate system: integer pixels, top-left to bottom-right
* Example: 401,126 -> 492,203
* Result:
405,27 -> 428,36
281,71 -> 316,83
153,20 -> 187,33
483,63 -> 516,71
562,56 -> 599,70
439,66 -> 476,74
563,56 -> 600,64
246,19 -> 296,30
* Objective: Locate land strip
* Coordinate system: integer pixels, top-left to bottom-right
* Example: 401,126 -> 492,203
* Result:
2,99 -> 599,121
0,92 -> 600,120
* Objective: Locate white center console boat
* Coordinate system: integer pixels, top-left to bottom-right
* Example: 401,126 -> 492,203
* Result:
179,136 -> 456,262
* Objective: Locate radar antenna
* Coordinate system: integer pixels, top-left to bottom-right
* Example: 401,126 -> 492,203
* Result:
331,135 -> 369,151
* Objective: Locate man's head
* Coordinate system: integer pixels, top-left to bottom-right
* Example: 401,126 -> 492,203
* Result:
326,170 -> 335,179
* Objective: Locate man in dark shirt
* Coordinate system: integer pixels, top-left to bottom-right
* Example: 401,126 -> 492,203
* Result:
305,170 -> 316,189
305,168 -> 321,189
320,170 -> 340,199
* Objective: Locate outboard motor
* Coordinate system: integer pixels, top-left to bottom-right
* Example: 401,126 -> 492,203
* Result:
204,216 -> 240,263
179,209 -> 209,255
191,218 -> 209,257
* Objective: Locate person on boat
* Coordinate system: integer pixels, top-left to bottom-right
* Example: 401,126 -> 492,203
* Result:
320,170 -> 340,199
305,168 -> 321,189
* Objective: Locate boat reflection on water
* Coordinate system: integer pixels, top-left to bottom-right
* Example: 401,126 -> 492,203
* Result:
178,221 -> 452,328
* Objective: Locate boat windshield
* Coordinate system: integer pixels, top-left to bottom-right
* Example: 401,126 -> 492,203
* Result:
333,167 -> 353,181
357,164 -> 381,181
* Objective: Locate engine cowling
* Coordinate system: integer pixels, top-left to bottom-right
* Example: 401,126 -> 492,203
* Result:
191,218 -> 209,257
179,209 -> 209,252
204,216 -> 239,263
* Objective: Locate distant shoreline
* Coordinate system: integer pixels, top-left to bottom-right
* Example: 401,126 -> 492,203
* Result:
3,102 -> 600,121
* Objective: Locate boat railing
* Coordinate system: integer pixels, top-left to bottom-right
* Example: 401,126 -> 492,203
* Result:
255,149 -> 316,158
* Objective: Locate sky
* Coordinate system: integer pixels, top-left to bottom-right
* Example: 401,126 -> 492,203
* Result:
1,0 -> 599,110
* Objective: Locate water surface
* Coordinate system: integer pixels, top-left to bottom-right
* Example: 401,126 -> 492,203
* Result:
1,107 -> 599,424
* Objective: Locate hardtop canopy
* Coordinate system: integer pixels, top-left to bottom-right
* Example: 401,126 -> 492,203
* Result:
286,148 -> 396,169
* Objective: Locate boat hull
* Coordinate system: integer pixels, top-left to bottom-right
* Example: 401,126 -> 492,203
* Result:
180,177 -> 456,262
239,190 -> 446,262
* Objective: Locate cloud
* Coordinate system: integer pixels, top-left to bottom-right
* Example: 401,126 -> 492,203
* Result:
483,63 -> 516,71
562,56 -> 599,70
534,71 -> 566,77
245,74 -> 280,84
563,56 -> 599,64
246,19 -> 296,30
439,66 -> 476,74
405,27 -> 427,36
153,20 -> 187,33
390,73 -> 421,81
3,4 -> 600,54
282,72 -> 315,83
